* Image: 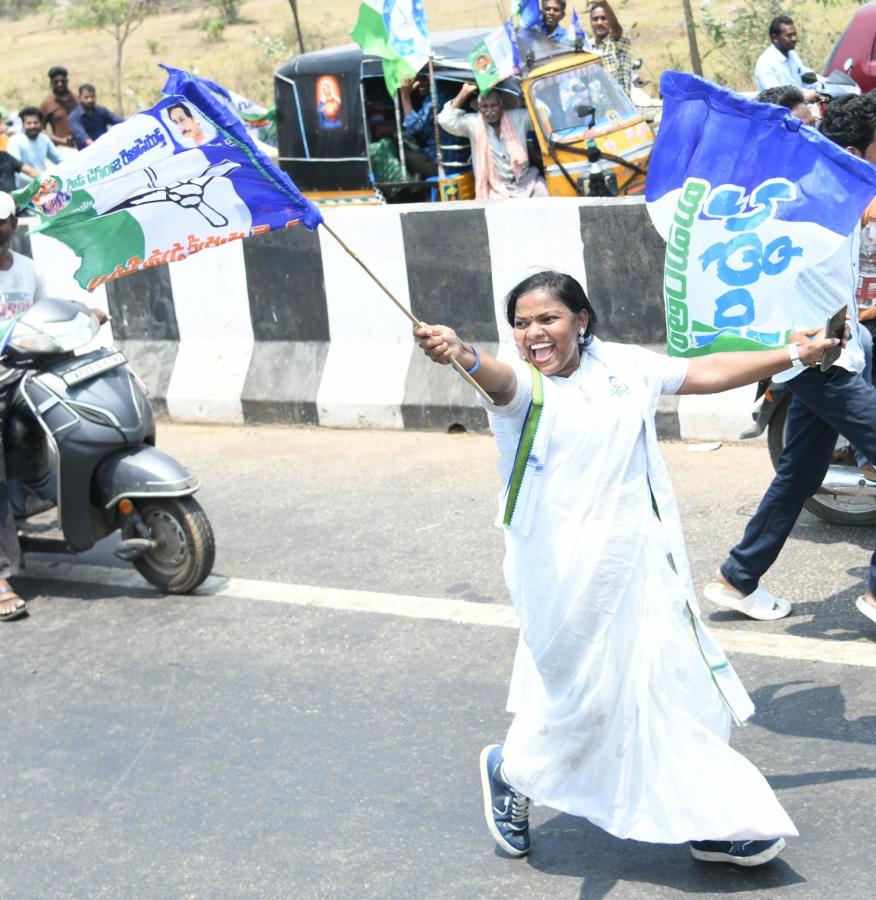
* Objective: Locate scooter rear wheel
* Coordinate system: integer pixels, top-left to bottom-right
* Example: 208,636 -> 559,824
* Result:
767,392 -> 876,526
125,496 -> 215,594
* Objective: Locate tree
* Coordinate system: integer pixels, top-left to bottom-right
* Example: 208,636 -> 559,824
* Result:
53,0 -> 159,115
204,0 -> 245,26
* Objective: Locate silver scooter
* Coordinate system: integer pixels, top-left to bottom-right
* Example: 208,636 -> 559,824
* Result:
3,297 -> 215,593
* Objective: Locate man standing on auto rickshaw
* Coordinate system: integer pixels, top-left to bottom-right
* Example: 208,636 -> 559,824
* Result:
590,2 -> 633,96
438,83 -> 547,200
536,0 -> 569,43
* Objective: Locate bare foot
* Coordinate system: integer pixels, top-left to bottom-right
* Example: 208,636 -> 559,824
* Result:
865,592 -> 876,610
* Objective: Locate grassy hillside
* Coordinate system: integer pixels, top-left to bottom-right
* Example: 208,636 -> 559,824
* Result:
0,0 -> 861,118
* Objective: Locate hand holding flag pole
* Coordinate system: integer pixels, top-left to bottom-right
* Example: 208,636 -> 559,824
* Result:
319,221 -> 494,405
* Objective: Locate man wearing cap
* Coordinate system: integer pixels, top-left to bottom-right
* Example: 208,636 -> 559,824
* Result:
0,192 -> 46,620
40,66 -> 77,148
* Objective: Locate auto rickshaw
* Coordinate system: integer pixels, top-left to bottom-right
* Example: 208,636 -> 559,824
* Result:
273,28 -> 654,205
520,44 -> 654,196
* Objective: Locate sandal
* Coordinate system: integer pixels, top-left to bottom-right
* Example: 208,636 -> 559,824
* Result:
0,589 -> 27,622
855,595 -> 876,626
702,582 -> 791,621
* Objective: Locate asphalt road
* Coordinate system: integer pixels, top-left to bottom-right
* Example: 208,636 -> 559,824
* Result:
2,425 -> 876,900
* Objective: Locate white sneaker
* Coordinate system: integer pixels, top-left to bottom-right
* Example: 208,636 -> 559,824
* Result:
702,582 -> 791,620
855,595 -> 876,626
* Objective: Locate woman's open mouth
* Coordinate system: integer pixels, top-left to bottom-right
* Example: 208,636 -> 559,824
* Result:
530,341 -> 555,365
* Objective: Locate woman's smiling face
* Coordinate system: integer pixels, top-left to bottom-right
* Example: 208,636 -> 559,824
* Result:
512,287 -> 588,377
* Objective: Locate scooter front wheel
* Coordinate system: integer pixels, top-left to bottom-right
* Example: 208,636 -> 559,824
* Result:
124,496 -> 216,594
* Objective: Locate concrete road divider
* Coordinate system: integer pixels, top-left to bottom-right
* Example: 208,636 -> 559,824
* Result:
14,198 -> 758,442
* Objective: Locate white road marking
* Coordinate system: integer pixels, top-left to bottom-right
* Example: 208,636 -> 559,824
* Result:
22,561 -> 876,669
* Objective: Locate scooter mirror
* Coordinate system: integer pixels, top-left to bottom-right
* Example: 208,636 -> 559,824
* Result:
801,71 -> 818,85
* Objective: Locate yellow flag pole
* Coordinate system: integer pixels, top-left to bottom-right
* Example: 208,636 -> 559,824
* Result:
319,221 -> 494,405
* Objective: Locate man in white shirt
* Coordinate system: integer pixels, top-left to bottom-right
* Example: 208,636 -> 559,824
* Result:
6,106 -> 61,189
754,15 -> 817,101
0,192 -> 45,620
705,94 -> 876,630
438,83 -> 546,200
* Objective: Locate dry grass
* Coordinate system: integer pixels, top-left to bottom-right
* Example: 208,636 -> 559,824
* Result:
0,0 -> 862,117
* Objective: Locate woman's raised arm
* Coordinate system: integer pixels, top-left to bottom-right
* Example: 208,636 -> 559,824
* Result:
678,327 -> 841,395
414,323 -> 518,406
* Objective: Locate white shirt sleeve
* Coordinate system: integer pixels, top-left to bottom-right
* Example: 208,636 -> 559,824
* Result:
483,356 -> 532,419
621,345 -> 689,397
437,102 -> 474,138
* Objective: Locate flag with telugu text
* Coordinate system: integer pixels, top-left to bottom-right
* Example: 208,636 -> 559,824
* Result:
646,72 -> 876,357
12,66 -> 321,292
351,0 -> 431,96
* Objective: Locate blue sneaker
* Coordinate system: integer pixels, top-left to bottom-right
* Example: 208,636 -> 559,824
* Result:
479,744 -> 531,857
690,837 -> 787,867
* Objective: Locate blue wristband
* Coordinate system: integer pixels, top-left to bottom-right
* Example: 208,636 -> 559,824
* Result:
465,344 -> 481,376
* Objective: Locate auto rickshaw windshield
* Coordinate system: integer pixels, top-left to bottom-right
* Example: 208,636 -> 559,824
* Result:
531,63 -> 637,140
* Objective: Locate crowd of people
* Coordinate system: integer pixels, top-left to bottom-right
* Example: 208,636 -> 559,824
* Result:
2,0 -> 875,885
0,65 -> 121,195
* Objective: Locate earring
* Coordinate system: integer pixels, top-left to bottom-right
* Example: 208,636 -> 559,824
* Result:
578,328 -> 585,337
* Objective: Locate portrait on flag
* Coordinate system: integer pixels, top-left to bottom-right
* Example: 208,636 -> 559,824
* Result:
646,73 -> 876,357
12,66 -> 322,293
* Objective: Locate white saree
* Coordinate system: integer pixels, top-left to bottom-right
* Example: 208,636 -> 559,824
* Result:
485,338 -> 797,843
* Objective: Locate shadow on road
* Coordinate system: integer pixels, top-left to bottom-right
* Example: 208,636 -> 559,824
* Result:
750,680 -> 876,747
524,813 -> 804,898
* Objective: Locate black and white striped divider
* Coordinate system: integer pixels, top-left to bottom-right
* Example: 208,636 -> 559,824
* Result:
16,198 -> 757,441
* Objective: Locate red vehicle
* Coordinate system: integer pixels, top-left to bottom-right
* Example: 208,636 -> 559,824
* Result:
825,1 -> 876,91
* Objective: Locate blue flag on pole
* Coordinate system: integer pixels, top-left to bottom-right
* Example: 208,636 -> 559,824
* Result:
646,72 -> 876,357
512,0 -> 541,30
570,7 -> 592,49
13,65 -> 321,292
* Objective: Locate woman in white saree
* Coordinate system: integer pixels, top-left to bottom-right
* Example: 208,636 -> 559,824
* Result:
414,271 -> 840,868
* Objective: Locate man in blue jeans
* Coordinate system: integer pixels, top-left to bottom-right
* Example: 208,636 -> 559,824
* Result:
704,93 -> 876,628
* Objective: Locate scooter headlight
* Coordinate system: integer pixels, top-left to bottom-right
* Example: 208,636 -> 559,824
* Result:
8,326 -> 63,354
8,311 -> 99,355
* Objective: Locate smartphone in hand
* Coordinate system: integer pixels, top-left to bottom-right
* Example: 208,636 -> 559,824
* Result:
819,303 -> 848,372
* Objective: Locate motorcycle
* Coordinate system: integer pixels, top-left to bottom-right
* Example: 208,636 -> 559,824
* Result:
741,378 -> 876,525
3,297 -> 215,592
801,68 -> 861,117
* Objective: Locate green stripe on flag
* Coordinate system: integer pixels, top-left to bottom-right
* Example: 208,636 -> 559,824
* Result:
351,0 -> 414,95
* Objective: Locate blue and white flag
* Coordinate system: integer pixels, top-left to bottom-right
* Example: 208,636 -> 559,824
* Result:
512,0 -> 541,30
646,72 -> 876,357
570,7 -> 592,49
13,66 -> 321,292
181,69 -> 274,132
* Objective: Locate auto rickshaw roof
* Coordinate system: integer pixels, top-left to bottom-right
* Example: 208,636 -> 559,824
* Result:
276,27 -> 576,80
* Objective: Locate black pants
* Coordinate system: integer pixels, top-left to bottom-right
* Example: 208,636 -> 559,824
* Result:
722,365 -> 876,596
0,372 -> 22,579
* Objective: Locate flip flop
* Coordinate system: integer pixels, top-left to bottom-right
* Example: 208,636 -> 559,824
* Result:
855,595 -> 876,626
702,582 -> 791,621
0,589 -> 27,622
